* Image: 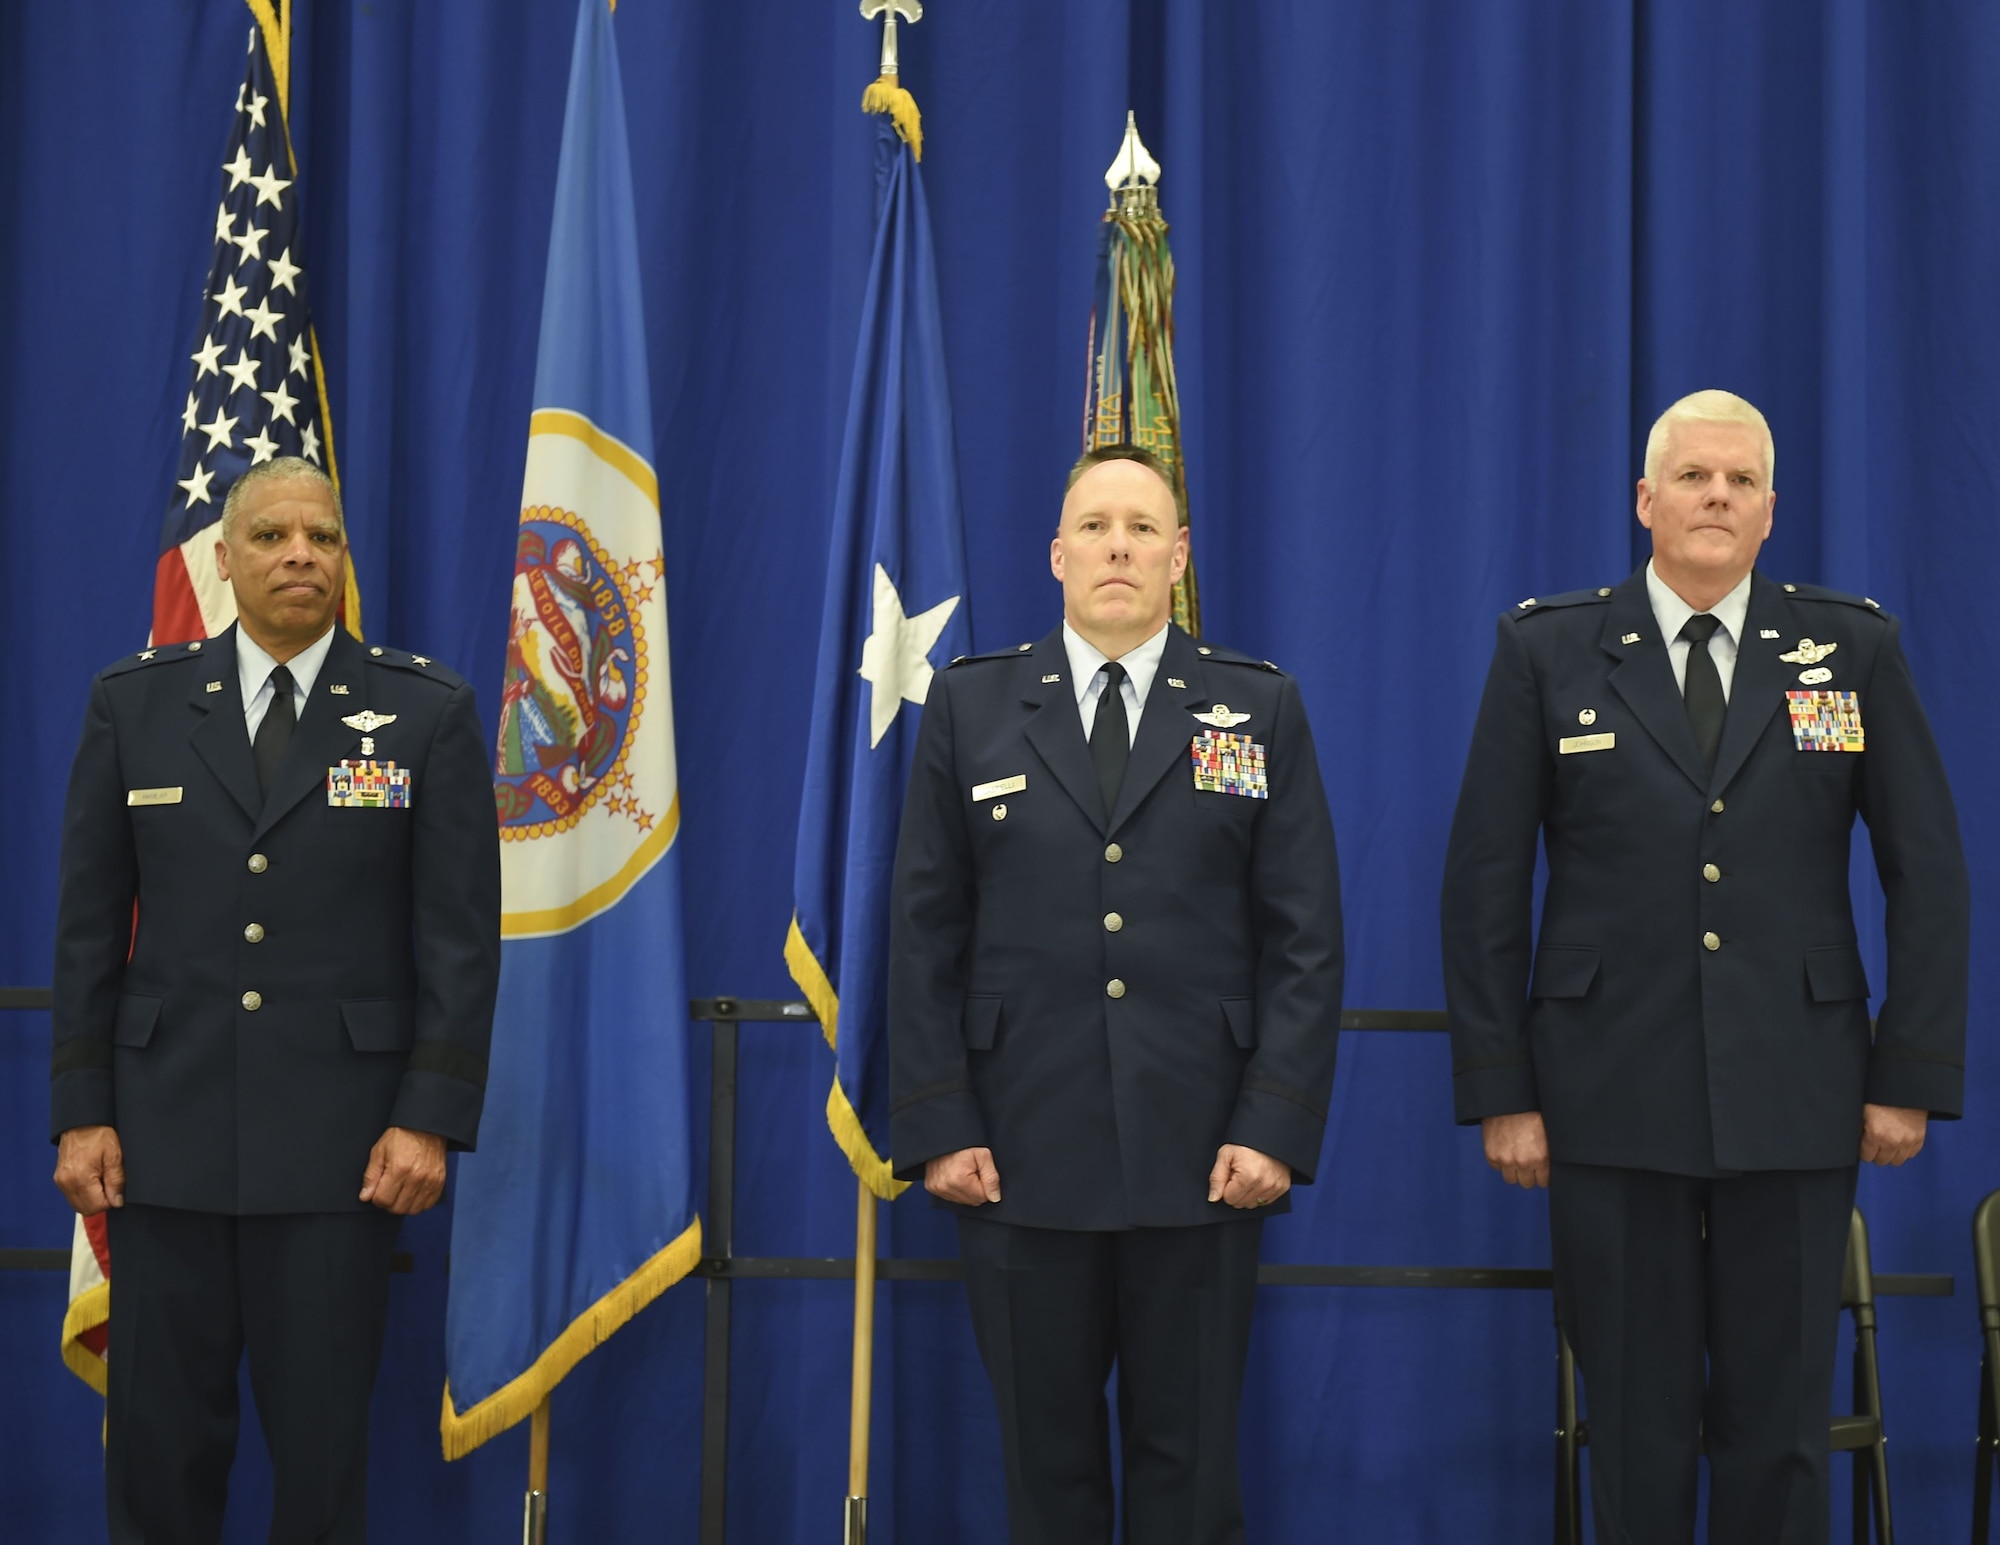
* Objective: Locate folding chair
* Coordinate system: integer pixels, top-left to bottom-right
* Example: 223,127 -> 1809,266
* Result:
1554,1206 -> 1893,1545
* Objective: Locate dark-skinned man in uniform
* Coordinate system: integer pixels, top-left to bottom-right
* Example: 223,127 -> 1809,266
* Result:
889,444 -> 1344,1545
1442,392 -> 1968,1544
51,457 -> 500,1544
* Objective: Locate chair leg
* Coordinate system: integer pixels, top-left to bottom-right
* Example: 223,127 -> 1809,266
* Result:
1853,1444 -> 1869,1545
1974,1347 -> 1996,1545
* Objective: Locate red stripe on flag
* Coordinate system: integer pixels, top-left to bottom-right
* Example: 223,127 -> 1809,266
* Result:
151,548 -> 207,645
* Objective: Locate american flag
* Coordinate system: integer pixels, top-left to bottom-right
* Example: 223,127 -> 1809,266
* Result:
151,22 -> 346,645
62,18 -> 349,1398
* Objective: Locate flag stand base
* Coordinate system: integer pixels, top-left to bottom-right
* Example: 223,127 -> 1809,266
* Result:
523,1489 -> 548,1545
843,1495 -> 867,1545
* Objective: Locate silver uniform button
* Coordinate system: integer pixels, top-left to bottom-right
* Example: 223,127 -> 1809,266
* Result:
1104,912 -> 1124,932
1702,865 -> 1720,883
1197,646 -> 1213,656
1597,588 -> 1612,597
1702,932 -> 1721,952
1783,583 -> 1798,593
244,922 -> 265,943
1710,799 -> 1725,815
1104,842 -> 1123,863
1106,979 -> 1127,999
241,990 -> 263,1011
247,852 -> 269,874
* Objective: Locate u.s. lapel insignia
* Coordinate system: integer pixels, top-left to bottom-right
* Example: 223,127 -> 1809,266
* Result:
1759,629 -> 1781,640
328,683 -> 351,695
1191,703 -> 1251,729
1778,638 -> 1838,666
1166,677 -> 1187,689
1620,632 -> 1641,645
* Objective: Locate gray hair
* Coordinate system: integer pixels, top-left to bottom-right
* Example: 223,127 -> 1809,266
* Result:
1643,390 -> 1775,490
220,457 -> 344,540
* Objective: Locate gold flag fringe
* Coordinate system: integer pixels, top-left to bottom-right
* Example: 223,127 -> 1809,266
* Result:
862,80 -> 924,161
787,913 -> 911,1200
59,1281 -> 110,1397
440,1216 -> 703,1459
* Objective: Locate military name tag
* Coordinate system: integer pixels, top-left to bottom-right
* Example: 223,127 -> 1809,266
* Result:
328,760 -> 413,808
972,774 -> 1026,802
126,787 -> 183,806
1558,733 -> 1616,755
1191,731 -> 1269,799
1787,690 -> 1864,752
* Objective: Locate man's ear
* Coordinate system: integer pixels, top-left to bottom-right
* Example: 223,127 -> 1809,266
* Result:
1050,534 -> 1065,583
214,539 -> 231,581
1635,479 -> 1655,531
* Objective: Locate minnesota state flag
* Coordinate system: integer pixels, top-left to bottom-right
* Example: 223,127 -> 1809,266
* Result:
442,0 -> 698,1456
787,86 -> 971,1197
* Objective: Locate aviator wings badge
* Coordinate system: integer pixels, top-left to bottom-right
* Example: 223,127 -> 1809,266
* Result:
341,710 -> 399,735
1778,638 -> 1838,666
1191,703 -> 1252,729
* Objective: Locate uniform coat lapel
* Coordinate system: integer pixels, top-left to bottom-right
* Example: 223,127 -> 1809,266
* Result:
1602,570 -> 1710,794
185,628 -> 263,823
1019,628 -> 1108,834
252,626 -> 364,842
1708,572 -> 1787,797
1109,627 -> 1208,835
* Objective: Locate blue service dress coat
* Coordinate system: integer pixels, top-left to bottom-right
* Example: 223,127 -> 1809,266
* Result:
50,624 -> 502,1215
1442,568 -> 1969,1176
888,623 -> 1345,1231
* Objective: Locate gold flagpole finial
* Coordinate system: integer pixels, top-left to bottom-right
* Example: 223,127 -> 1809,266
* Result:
860,0 -> 921,84
1105,111 -> 1161,216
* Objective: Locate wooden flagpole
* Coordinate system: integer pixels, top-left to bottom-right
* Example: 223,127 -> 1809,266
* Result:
524,1396 -> 550,1544
845,1176 -> 879,1544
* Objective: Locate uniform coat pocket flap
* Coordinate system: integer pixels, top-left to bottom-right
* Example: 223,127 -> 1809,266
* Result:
1221,996 -> 1257,1048
112,994 -> 163,1048
962,996 -> 1002,1051
341,998 -> 417,1052
1804,945 -> 1871,1003
1530,947 -> 1601,1000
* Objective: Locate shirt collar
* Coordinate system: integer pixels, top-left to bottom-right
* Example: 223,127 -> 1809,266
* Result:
236,622 -> 337,705
1063,620 -> 1171,707
1645,561 -> 1753,647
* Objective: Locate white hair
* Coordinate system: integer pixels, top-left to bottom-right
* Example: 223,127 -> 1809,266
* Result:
1643,390 -> 1775,489
220,456 -> 344,540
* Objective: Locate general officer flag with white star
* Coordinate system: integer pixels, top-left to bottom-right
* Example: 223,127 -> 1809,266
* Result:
150,22 -> 354,647
787,88 -> 971,1198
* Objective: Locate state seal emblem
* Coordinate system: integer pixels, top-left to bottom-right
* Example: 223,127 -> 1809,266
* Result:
496,415 -> 682,939
495,508 -> 655,837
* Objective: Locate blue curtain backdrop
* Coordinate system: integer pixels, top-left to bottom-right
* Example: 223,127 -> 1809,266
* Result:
3,2 -> 1996,1539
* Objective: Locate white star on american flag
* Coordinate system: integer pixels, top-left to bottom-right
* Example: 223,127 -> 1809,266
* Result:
159,26 -> 334,579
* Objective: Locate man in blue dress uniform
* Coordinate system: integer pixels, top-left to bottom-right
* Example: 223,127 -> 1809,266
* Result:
889,445 -> 1344,1544
1442,392 -> 1969,1543
50,459 -> 500,1544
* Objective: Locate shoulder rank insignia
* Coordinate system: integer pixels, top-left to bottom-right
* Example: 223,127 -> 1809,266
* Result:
1778,638 -> 1838,666
1191,703 -> 1251,728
